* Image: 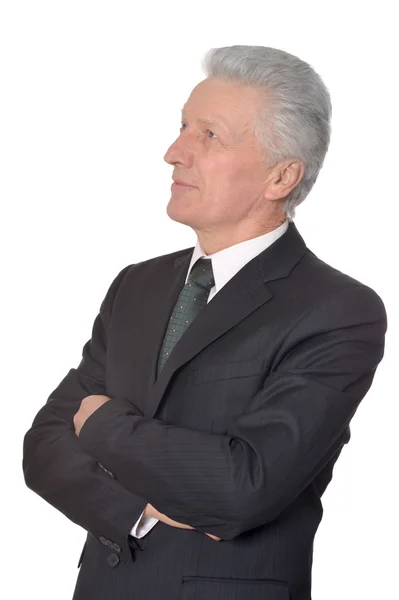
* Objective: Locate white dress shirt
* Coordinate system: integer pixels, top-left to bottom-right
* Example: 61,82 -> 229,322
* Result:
130,219 -> 289,538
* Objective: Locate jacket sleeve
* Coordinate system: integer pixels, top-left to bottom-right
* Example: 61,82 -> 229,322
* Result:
77,285 -> 387,541
22,264 -> 148,563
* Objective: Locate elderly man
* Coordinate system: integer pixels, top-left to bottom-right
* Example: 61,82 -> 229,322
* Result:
23,45 -> 387,600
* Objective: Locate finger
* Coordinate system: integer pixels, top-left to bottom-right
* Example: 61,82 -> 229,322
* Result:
205,533 -> 221,541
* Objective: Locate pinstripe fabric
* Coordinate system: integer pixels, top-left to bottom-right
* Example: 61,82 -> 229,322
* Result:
157,257 -> 214,377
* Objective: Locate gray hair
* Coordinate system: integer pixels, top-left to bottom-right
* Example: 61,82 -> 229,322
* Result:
201,45 -> 332,220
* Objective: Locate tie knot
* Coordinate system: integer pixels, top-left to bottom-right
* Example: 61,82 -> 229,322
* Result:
187,257 -> 215,290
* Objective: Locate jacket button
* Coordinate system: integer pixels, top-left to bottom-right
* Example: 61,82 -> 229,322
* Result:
111,543 -> 121,553
107,552 -> 120,567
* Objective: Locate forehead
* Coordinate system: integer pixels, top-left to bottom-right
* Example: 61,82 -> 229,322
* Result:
181,78 -> 261,134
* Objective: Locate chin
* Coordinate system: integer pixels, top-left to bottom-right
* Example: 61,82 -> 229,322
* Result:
166,197 -> 196,226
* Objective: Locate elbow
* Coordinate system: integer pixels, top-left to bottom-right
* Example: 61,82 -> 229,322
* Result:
22,429 -> 41,490
22,425 -> 54,491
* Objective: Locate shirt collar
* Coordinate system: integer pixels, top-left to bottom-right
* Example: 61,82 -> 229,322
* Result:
185,220 -> 289,293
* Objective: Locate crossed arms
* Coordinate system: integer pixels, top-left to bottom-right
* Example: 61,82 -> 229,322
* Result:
23,265 -> 387,556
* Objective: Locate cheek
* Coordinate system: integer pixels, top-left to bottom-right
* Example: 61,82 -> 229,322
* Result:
202,159 -> 235,190
199,151 -> 258,197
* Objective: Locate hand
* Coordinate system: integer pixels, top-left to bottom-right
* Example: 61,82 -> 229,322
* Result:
74,402 -> 221,542
73,394 -> 111,437
144,503 -> 221,541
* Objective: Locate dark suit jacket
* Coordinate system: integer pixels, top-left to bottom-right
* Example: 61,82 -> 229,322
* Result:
23,221 -> 387,600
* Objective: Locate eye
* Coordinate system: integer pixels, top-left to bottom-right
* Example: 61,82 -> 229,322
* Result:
180,123 -> 218,139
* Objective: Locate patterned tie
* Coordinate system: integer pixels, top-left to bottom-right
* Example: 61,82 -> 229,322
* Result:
156,257 -> 215,377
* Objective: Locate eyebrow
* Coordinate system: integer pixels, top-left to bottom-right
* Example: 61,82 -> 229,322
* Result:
180,108 -> 231,133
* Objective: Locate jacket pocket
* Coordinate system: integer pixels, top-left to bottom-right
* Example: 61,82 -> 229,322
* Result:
190,358 -> 264,384
182,575 -> 290,600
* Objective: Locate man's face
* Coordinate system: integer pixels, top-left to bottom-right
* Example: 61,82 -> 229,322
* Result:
164,77 -> 276,246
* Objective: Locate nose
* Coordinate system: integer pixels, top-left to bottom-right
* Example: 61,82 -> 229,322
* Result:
163,133 -> 194,168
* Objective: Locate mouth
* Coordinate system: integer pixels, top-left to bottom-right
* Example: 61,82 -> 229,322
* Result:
172,181 -> 196,189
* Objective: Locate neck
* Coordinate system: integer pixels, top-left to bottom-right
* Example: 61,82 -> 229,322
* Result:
196,214 -> 287,256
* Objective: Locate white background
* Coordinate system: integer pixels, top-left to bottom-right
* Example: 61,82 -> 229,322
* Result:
1,1 -> 397,598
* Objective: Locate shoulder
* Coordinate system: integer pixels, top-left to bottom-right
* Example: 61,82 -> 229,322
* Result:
105,246 -> 194,299
123,245 -> 194,276
291,248 -> 387,329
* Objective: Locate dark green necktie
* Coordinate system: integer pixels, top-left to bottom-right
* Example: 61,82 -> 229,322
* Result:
157,257 -> 215,377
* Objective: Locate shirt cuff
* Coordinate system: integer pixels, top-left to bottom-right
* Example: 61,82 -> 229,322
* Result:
130,514 -> 160,538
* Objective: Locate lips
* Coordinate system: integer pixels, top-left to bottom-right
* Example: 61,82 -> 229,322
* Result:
172,177 -> 195,187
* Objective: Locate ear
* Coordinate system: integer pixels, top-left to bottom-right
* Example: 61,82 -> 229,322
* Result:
264,160 -> 305,201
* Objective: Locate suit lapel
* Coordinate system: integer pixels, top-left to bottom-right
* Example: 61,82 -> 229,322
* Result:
144,220 -> 307,418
